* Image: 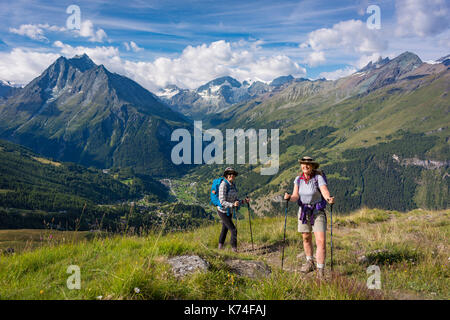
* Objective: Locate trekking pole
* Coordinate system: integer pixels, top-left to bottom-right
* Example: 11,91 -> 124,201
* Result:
246,196 -> 254,251
281,196 -> 289,270
330,202 -> 334,272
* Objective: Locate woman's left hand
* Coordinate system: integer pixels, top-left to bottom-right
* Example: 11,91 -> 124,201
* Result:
327,196 -> 335,204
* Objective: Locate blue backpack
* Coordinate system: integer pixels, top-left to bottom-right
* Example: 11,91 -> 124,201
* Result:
210,177 -> 235,216
210,177 -> 228,208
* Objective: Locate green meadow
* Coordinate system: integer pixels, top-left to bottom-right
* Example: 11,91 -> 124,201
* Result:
0,208 -> 448,300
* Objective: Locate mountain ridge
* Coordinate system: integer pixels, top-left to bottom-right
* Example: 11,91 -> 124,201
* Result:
0,54 -> 189,176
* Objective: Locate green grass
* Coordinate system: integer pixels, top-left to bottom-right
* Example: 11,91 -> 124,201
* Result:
0,208 -> 448,300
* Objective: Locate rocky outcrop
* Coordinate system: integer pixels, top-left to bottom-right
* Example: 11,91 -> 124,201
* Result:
392,154 -> 449,169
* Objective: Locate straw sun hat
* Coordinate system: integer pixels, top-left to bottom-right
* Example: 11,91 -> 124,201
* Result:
298,156 -> 320,169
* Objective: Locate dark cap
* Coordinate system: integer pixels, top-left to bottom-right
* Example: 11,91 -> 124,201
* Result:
223,167 -> 238,177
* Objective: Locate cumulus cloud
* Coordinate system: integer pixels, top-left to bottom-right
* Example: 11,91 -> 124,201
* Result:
301,19 -> 387,54
300,19 -> 388,67
52,40 -> 306,91
53,41 -> 119,62
0,40 -> 306,91
0,48 -> 60,84
9,20 -> 107,43
355,52 -> 382,69
78,20 -> 108,42
319,66 -> 357,80
9,24 -> 66,42
124,41 -> 143,52
396,0 -> 449,37
305,51 -> 326,67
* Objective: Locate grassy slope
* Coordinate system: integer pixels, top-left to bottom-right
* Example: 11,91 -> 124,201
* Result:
0,208 -> 448,300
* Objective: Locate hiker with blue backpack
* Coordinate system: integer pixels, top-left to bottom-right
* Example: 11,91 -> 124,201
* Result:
211,167 -> 249,252
284,156 -> 334,279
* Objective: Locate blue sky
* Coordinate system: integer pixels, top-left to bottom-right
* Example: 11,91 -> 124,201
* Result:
0,0 -> 448,90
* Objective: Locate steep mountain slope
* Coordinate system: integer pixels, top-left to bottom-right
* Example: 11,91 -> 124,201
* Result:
0,54 -> 189,175
0,138 -> 169,212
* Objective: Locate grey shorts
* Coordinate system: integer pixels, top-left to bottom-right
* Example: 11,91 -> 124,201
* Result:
298,209 -> 327,233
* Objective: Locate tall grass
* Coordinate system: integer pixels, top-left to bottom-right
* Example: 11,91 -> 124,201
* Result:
0,208 -> 448,300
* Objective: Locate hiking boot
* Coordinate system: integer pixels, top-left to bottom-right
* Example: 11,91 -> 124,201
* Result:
316,268 -> 325,280
218,243 -> 224,250
232,247 -> 238,253
300,259 -> 316,273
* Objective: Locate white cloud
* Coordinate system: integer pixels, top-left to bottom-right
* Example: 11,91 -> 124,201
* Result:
10,24 -> 47,41
0,40 -> 306,91
305,51 -> 326,66
301,19 -> 387,54
355,52 -> 382,69
396,0 -> 449,37
9,21 -> 108,43
0,48 -> 60,84
78,20 -> 108,42
124,41 -> 143,52
319,66 -> 357,80
116,40 -> 306,91
9,24 -> 66,42
53,41 -> 119,62
300,19 -> 388,67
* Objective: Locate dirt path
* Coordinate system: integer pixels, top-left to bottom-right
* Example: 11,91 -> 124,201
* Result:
236,241 -> 428,300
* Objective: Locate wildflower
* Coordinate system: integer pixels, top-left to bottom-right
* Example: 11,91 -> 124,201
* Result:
39,290 -> 44,294
134,287 -> 140,294
96,295 -> 103,300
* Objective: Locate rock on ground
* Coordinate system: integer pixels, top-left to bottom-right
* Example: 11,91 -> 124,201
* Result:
225,259 -> 271,279
168,255 -> 209,278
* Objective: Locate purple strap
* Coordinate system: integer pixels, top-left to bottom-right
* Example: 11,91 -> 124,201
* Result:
295,174 -> 327,225
299,200 -> 326,225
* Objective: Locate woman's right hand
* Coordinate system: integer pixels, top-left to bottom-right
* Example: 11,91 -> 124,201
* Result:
234,201 -> 240,207
284,193 -> 291,201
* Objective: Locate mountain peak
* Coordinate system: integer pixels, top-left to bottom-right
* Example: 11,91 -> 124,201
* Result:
197,76 -> 241,92
436,54 -> 450,66
67,54 -> 96,72
270,75 -> 294,87
359,56 -> 390,72
398,51 -> 422,63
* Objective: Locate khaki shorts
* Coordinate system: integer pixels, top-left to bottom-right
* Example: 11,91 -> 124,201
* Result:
298,209 -> 327,233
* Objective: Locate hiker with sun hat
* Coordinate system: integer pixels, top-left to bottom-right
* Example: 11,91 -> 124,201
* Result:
215,167 -> 249,252
284,156 -> 334,279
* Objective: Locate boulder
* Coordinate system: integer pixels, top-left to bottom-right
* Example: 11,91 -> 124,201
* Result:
167,255 -> 209,278
225,259 -> 271,279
